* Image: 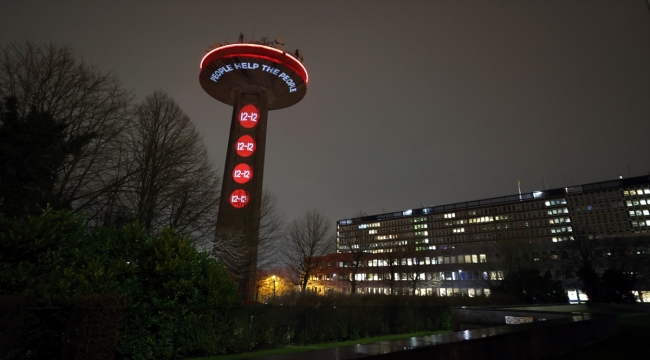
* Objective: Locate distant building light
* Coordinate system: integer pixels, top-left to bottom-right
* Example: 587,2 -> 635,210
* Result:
403,209 -> 412,216
533,191 -> 543,198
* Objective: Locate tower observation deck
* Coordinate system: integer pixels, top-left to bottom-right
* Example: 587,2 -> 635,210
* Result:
199,38 -> 308,300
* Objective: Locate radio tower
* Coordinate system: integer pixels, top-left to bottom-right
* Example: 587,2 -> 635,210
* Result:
199,36 -> 308,300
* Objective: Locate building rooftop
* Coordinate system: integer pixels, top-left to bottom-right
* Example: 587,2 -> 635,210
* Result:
339,175 -> 650,226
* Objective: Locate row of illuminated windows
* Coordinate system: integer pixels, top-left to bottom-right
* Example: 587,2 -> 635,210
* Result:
552,236 -> 574,242
548,208 -> 569,215
363,254 -> 488,267
439,288 -> 490,297
354,270 -> 504,282
632,220 -> 648,228
627,199 -> 649,207
347,206 -> 579,235
364,244 -> 438,254
351,287 -> 492,297
362,216 -> 575,237
550,226 -> 572,234
470,216 -> 494,223
545,198 -> 567,206
359,287 -> 491,297
630,210 -> 650,217
369,224 -> 576,243
624,188 -> 650,197
344,196 -> 646,235
549,217 -> 571,224
344,191 -> 650,231
358,222 -> 380,229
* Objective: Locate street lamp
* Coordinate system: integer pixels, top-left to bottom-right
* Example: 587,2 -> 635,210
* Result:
271,275 -> 277,297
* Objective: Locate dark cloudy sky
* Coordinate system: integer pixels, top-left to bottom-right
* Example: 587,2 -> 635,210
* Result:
1,0 -> 649,226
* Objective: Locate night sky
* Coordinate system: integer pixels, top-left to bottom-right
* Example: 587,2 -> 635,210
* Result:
1,1 -> 649,226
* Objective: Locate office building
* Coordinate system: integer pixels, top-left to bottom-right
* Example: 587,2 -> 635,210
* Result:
307,176 -> 650,302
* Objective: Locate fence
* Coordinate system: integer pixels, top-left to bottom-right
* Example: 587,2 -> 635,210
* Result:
1,304 -> 449,360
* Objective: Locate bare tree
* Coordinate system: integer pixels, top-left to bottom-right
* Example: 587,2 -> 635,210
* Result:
0,42 -> 134,217
213,189 -> 285,280
121,91 -> 220,245
338,235 -> 370,294
379,247 -> 401,295
402,245 -> 426,295
283,210 -> 332,292
257,190 -> 286,270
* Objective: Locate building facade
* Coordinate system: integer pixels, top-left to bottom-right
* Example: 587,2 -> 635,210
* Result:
307,176 -> 650,302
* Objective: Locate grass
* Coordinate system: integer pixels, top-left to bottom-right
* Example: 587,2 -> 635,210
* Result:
186,331 -> 451,360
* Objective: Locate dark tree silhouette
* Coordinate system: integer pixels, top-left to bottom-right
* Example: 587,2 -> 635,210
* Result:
0,42 -> 133,218
491,267 -> 568,304
283,210 -> 332,292
0,97 -> 93,217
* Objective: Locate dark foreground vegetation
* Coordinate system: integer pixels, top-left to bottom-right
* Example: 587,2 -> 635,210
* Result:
0,210 -> 521,359
0,208 -> 240,359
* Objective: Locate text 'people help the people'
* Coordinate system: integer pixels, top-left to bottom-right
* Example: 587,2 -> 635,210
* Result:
209,62 -> 297,93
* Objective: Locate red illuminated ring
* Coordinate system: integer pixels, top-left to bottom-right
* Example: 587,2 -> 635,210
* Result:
230,189 -> 250,208
232,163 -> 253,184
235,135 -> 256,157
200,43 -> 308,84
239,104 -> 260,129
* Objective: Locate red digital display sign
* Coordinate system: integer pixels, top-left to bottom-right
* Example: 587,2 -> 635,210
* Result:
239,104 -> 260,128
230,189 -> 250,208
232,163 -> 253,184
235,135 -> 256,157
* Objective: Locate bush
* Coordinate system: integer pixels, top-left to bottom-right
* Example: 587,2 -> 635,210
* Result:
0,209 -> 240,359
61,294 -> 127,360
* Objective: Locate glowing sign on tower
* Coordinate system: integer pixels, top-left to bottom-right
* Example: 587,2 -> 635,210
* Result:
199,37 -> 308,300
239,104 -> 259,128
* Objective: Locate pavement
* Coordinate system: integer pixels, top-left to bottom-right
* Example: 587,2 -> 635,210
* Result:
249,324 -> 541,359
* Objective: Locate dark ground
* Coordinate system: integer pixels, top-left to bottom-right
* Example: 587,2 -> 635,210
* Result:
542,312 -> 650,360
